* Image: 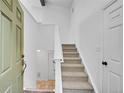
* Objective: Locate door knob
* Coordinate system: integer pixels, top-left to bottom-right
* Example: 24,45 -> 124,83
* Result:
102,61 -> 108,66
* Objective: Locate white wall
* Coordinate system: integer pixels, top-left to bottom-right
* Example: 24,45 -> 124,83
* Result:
23,5 -> 39,89
22,4 -> 55,89
35,24 -> 55,80
20,0 -> 71,43
78,12 -> 103,93
69,0 -> 109,93
32,6 -> 70,43
69,0 -> 103,44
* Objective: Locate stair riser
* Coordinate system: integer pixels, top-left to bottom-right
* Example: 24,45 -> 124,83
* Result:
63,89 -> 94,93
62,67 -> 84,72
64,61 -> 81,64
62,45 -> 75,48
63,49 -> 77,52
63,54 -> 79,57
64,59 -> 81,61
62,44 -> 94,93
62,77 -> 88,82
62,47 -> 76,49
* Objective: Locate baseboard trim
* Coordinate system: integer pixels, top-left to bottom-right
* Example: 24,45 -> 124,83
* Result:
76,45 -> 99,93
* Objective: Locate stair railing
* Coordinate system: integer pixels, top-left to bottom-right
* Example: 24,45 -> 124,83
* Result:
54,25 -> 63,93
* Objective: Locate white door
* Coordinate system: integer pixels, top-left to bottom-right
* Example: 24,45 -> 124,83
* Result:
102,0 -> 123,93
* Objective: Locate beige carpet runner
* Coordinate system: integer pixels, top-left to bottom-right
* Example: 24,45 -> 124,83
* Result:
62,44 -> 94,93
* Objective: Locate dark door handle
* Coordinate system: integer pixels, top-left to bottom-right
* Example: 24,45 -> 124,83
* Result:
21,54 -> 24,58
22,59 -> 27,75
102,61 -> 108,66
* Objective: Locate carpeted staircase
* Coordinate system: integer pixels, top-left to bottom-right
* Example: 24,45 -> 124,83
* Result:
62,44 -> 94,93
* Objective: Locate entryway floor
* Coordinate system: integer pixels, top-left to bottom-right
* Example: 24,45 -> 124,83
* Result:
24,80 -> 55,93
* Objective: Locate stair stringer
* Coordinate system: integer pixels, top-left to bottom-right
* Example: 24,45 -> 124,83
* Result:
76,47 -> 98,93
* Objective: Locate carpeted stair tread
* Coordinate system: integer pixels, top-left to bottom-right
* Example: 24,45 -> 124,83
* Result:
64,57 -> 81,60
63,81 -> 93,90
62,44 -> 94,93
62,71 -> 87,77
62,64 -> 83,67
63,51 -> 79,54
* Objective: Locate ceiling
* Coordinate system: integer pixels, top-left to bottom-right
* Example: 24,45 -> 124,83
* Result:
27,0 -> 73,8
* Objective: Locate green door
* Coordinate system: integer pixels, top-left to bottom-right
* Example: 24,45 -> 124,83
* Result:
0,0 -> 24,93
